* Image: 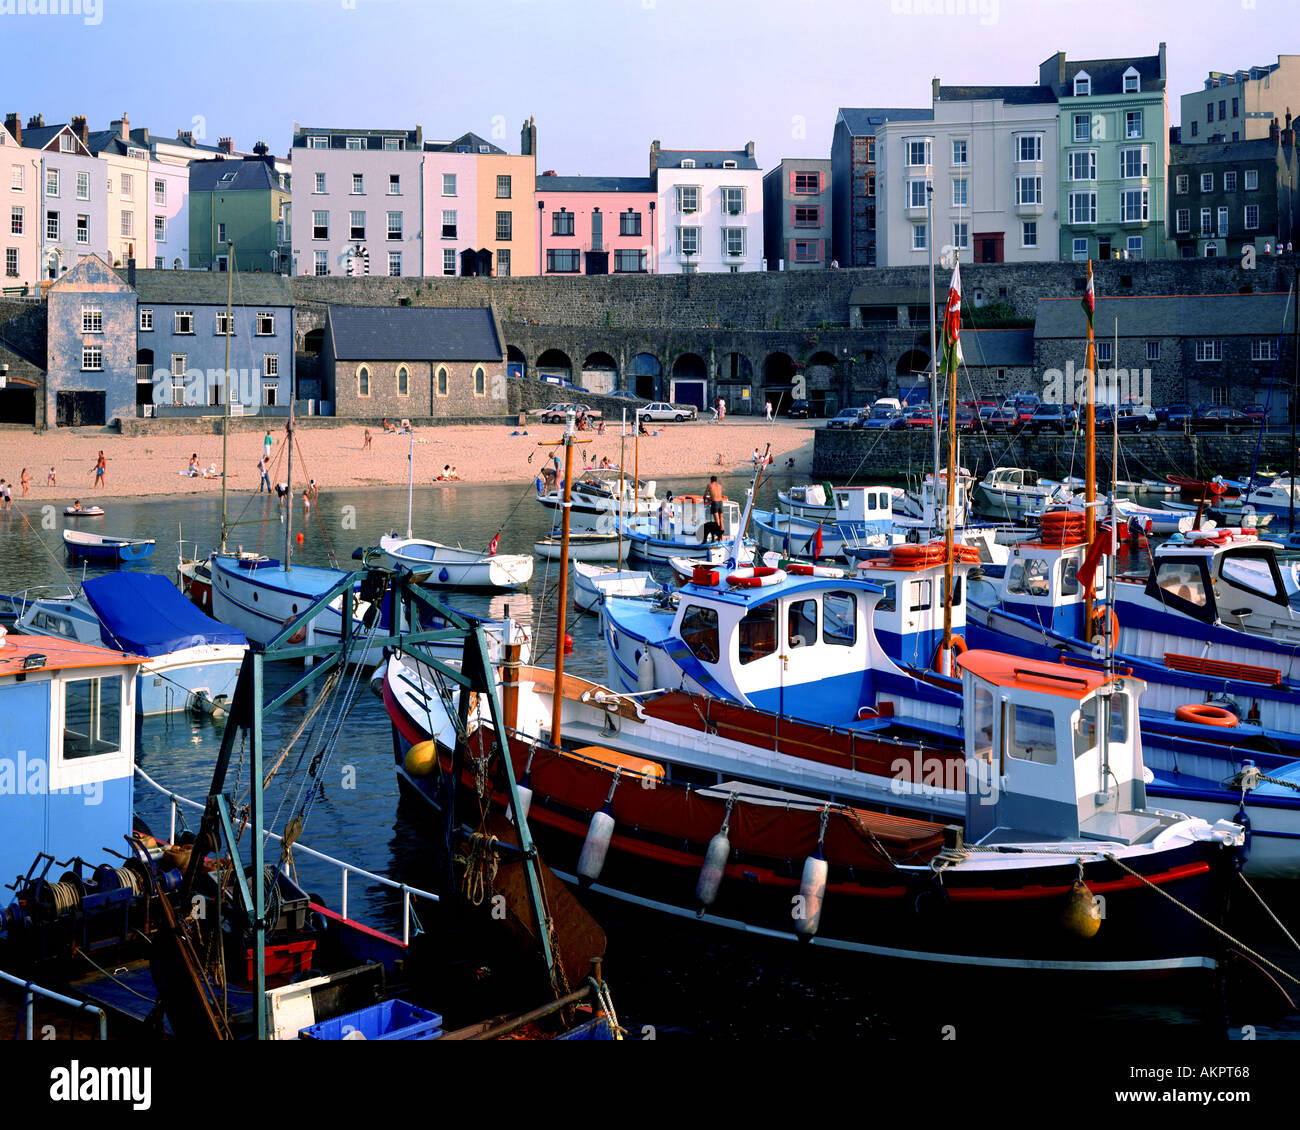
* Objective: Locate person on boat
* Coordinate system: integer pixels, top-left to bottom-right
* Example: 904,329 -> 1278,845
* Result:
20,468 -> 29,497
257,457 -> 271,493
71,499 -> 83,512
705,475 -> 724,531
93,450 -> 106,490
658,499 -> 673,539
535,471 -> 546,496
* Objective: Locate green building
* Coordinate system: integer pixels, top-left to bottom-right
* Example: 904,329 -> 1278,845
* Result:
189,148 -> 291,272
1040,44 -> 1169,262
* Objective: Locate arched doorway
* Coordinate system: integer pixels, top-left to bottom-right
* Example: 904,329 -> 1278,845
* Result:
535,348 -> 573,388
806,350 -> 840,417
716,352 -> 753,414
506,344 -> 527,381
762,352 -> 796,415
582,351 -> 618,395
670,352 -> 707,410
627,352 -> 662,401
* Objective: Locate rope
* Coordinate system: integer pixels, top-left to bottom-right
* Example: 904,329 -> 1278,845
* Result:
458,832 -> 499,907
1237,871 -> 1300,954
595,977 -> 624,1040
1102,851 -> 1300,987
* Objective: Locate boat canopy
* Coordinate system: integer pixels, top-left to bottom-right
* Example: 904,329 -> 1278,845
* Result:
83,572 -> 247,657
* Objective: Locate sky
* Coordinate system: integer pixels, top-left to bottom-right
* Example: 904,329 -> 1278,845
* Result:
1,0 -> 1295,172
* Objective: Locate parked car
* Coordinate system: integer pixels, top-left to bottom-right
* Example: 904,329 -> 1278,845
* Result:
1095,404 -> 1156,432
986,404 -> 1022,433
529,401 -> 572,418
637,401 -> 697,423
1162,402 -> 1192,429
827,406 -> 869,429
1188,406 -> 1252,434
606,389 -> 646,402
540,402 -> 602,424
938,405 -> 978,432
1011,394 -> 1041,425
1027,403 -> 1069,435
861,404 -> 906,430
1242,404 -> 1267,425
787,399 -> 813,418
905,406 -> 935,429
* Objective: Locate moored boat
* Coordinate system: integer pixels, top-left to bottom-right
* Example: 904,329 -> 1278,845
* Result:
62,529 -> 154,563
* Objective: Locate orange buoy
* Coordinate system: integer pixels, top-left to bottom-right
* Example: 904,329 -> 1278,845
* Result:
1174,703 -> 1239,727
296,532 -> 305,544
563,633 -> 574,654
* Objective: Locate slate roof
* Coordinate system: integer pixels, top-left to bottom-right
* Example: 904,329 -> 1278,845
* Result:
1169,138 -> 1283,167
189,159 -> 282,192
960,328 -> 1035,366
19,124 -> 90,154
655,148 -> 759,171
536,175 -> 653,193
326,306 -> 503,361
836,108 -> 933,135
1034,293 -> 1294,338
937,86 -> 1057,105
1041,52 -> 1164,97
293,127 -> 421,150
125,269 -> 293,306
424,132 -> 506,155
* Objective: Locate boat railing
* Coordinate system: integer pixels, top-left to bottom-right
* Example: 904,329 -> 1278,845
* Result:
0,967 -> 107,1039
134,765 -> 439,945
5,584 -> 82,618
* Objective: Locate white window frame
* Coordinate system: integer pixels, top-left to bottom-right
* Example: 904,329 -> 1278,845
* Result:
81,344 -> 102,371
1121,188 -> 1149,223
154,178 -> 166,206
138,308 -> 152,332
120,210 -> 133,238
314,172 -> 326,194
1217,206 -> 1229,236
388,250 -> 402,276
912,223 -> 927,251
349,210 -> 366,240
76,213 -> 89,244
77,171 -> 90,201
442,173 -> 456,196
351,173 -> 364,195
1015,175 -> 1042,206
1068,191 -> 1097,225
1200,208 -> 1213,235
952,221 -> 969,250
8,205 -> 21,235
1245,169 -> 1259,190
388,174 -> 400,196
1072,237 -> 1089,261
1224,171 -> 1238,192
1201,172 -> 1214,192
81,306 -> 102,333
308,135 -> 328,150
1244,204 -> 1259,230
256,311 -> 275,336
1252,339 -> 1277,361
1123,68 -> 1140,93
345,136 -> 363,151
1176,208 -> 1190,233
721,186 -> 744,215
1146,341 -> 1160,361
1119,146 -> 1149,179
1073,71 -> 1091,96
951,139 -> 968,166
952,177 -> 967,208
174,309 -> 194,335
264,353 -> 278,377
675,185 -> 699,213
1126,235 -> 1143,259
1068,150 -> 1097,181
314,250 -> 328,276
1195,340 -> 1223,362
676,225 -> 700,256
154,214 -> 166,242
1021,220 -> 1037,248
1073,113 -> 1090,142
1016,134 -> 1042,163
386,211 -> 402,240
722,226 -> 745,256
312,210 -> 329,240
1175,174 -> 1188,194
906,178 -> 930,209
443,248 -> 456,276
904,138 -> 932,167
1125,110 -> 1143,138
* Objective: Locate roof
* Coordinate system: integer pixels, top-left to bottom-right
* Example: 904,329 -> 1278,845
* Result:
125,268 -> 294,306
20,124 -> 90,154
937,85 -> 1057,105
293,126 -> 421,150
0,632 -> 142,678
1042,51 -> 1165,97
655,148 -> 759,171
956,649 -> 1121,700
535,175 -> 654,193
961,328 -> 1035,367
835,107 -> 933,135
326,305 -> 503,361
1034,292 -> 1295,339
424,132 -> 506,155
1169,138 -> 1283,167
189,159 -> 282,193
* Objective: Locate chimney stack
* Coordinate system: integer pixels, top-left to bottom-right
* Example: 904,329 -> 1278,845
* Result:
932,76 -> 941,101
649,139 -> 660,179
70,116 -> 88,146
745,140 -> 755,158
3,113 -> 19,146
178,130 -> 193,146
520,116 -> 536,157
1270,117 -> 1280,143
110,112 -> 129,139
127,258 -> 136,287
253,140 -> 269,156
26,113 -> 44,130
218,136 -> 233,154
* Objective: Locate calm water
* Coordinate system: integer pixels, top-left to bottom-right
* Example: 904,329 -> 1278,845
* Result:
1,478 -> 1297,1039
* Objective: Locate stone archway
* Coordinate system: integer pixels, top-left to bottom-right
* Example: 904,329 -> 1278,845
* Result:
716,351 -> 754,414
535,348 -> 573,388
805,350 -> 840,417
762,352 -> 797,415
507,344 -> 527,380
582,351 -> 618,394
627,351 -> 662,400
670,352 -> 707,410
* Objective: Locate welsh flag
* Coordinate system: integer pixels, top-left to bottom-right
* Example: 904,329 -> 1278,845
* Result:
940,262 -> 962,375
487,533 -> 500,556
1082,258 -> 1095,331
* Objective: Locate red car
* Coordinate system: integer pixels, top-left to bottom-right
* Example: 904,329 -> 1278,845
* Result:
1242,404 -> 1266,424
906,406 -> 935,429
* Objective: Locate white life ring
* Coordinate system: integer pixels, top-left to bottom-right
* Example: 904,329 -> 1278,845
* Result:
785,563 -> 844,579
726,566 -> 787,588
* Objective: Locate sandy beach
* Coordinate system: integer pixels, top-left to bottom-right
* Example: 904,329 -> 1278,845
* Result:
0,419 -> 818,501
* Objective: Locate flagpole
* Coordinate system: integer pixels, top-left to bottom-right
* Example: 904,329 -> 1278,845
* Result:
941,258 -> 960,674
1083,259 -> 1097,636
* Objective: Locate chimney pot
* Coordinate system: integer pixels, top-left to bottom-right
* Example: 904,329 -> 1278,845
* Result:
218,136 -> 233,154
26,113 -> 43,130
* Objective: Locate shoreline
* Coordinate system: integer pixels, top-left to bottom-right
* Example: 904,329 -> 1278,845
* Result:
0,421 -> 816,502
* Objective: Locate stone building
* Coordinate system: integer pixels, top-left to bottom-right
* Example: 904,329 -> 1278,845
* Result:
1180,56 -> 1300,144
321,304 -> 508,418
46,254 -> 136,425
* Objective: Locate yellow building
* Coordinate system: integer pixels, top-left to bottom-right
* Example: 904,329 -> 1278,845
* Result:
472,119 -> 537,276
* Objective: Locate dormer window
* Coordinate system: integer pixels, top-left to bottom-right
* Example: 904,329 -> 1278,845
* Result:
308,135 -> 328,149
722,159 -> 737,169
346,136 -> 363,150
681,159 -> 695,169
382,137 -> 402,151
1122,67 -> 1140,94
1073,71 -> 1091,97
59,132 -> 75,153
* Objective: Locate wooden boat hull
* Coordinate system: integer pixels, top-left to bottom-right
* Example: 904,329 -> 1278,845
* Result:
380,536 -> 533,589
63,531 -> 155,563
534,534 -> 627,563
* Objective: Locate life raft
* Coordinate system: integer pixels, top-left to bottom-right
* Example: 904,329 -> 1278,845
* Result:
1174,702 -> 1239,727
726,566 -> 787,588
1038,509 -> 1088,544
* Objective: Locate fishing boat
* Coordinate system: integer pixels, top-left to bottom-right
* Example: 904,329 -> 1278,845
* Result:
533,530 -> 626,563
61,504 -> 105,517
752,485 -> 900,558
11,574 -> 247,716
776,482 -> 837,520
537,469 -> 658,532
572,560 -> 659,615
62,529 -> 155,563
972,467 -> 1073,520
621,496 -> 748,564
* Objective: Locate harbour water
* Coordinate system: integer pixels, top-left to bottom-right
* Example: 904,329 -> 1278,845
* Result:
2,477 -> 1297,1039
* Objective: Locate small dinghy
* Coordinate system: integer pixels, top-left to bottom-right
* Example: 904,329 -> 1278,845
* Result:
534,531 -> 626,563
379,534 -> 534,589
63,505 -> 105,517
63,529 -> 155,563
572,561 -> 659,613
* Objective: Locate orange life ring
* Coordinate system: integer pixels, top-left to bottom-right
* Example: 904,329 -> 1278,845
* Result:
932,635 -> 967,673
1090,606 -> 1120,643
1174,703 -> 1239,727
280,616 -> 307,645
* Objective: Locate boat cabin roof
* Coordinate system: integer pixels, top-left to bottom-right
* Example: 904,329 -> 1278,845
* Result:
956,649 -> 1119,701
680,572 -> 883,608
0,632 -> 141,677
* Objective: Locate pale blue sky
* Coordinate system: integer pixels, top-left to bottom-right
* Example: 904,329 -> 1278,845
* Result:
3,0 -> 1295,172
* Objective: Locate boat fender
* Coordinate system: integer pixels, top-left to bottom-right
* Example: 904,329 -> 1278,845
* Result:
404,740 -> 438,779
1061,879 -> 1102,939
280,616 -> 307,645
794,853 -> 827,939
511,780 -> 533,826
1233,765 -> 1254,867
438,567 -> 450,583
695,830 -> 732,912
577,808 -> 615,886
636,648 -> 656,693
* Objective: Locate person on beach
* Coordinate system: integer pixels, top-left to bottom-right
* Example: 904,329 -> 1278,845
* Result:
20,468 -> 29,497
257,457 -> 271,493
785,457 -> 795,471
752,447 -> 761,467
765,399 -> 772,421
303,490 -> 311,511
307,478 -> 318,500
187,453 -> 200,477
0,481 -> 10,511
47,466 -> 56,486
363,428 -> 372,450
93,451 -> 105,489
263,430 -> 273,462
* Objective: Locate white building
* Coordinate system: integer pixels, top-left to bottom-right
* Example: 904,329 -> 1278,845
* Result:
651,142 -> 763,273
876,82 -> 1060,267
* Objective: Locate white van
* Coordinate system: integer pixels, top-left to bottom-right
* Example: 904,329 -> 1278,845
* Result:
873,397 -> 903,414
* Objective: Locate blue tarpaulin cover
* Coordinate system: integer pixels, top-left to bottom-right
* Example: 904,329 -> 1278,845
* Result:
83,572 -> 247,657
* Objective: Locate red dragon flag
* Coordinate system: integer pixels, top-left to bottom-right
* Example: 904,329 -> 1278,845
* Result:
1082,258 -> 1095,332
487,532 -> 500,556
940,262 -> 962,375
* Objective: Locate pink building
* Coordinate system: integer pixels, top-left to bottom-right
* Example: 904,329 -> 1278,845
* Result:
534,175 -> 656,275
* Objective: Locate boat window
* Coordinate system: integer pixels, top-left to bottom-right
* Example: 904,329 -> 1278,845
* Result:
971,684 -> 995,761
1075,692 -> 1128,758
1155,561 -> 1206,606
823,591 -> 857,646
35,611 -> 76,638
788,599 -> 817,648
876,581 -> 896,613
738,604 -> 778,665
1220,553 -> 1279,600
1006,703 -> 1057,765
908,579 -> 932,612
941,574 -> 963,607
63,676 -> 122,760
1007,556 -> 1050,596
1060,556 -> 1081,596
680,604 -> 719,664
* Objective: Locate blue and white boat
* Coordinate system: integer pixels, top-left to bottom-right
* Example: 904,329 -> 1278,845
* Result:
753,485 -> 900,559
62,529 -> 155,563
620,496 -> 750,564
12,573 -> 247,716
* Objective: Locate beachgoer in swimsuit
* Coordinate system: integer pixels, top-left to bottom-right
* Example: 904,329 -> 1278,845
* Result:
93,451 -> 106,489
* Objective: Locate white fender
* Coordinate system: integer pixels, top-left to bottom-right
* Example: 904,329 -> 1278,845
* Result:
578,809 -> 615,884
795,854 -> 828,937
695,831 -> 731,908
636,648 -> 656,693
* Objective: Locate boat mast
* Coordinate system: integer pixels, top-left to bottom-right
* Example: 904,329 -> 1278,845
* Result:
1083,259 -> 1097,633
617,412 -> 626,565
545,411 -> 587,744
284,405 -> 293,572
220,240 -> 234,553
941,256 -> 958,674
1292,264 -> 1298,533
405,424 -> 414,540
927,184 -> 940,529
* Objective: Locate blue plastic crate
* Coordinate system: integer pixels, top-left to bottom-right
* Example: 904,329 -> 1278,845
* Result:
299,999 -> 443,1041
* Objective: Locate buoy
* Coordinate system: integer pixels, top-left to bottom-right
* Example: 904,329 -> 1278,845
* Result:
1174,702 -> 1239,727
280,616 -> 307,645
1061,879 -> 1102,938
577,808 -> 615,885
563,633 -> 574,654
636,648 -> 656,693
695,829 -> 731,909
795,853 -> 828,938
403,740 -> 438,778
296,532 -> 304,544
